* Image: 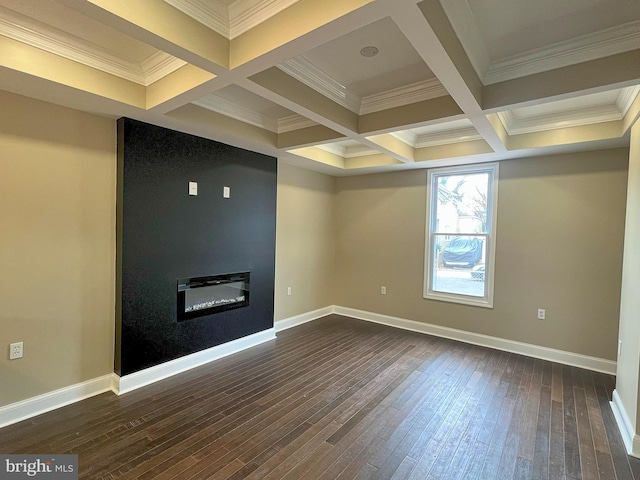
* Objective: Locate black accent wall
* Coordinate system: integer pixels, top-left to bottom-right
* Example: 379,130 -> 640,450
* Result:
115,118 -> 277,376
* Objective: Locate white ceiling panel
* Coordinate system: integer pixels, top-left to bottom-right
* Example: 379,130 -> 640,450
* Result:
301,17 -> 435,98
465,0 -> 640,61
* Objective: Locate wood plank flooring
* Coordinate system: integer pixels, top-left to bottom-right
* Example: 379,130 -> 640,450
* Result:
1,315 -> 639,479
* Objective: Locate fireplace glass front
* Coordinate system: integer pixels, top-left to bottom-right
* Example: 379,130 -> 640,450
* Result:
177,272 -> 250,321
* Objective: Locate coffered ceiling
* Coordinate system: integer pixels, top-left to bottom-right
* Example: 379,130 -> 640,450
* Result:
1,0 -> 639,175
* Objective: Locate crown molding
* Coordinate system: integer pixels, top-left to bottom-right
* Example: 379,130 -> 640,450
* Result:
344,144 -> 379,158
390,131 -> 417,147
316,143 -> 346,157
163,0 -> 299,39
164,0 -> 229,38
415,127 -> 482,148
193,94 -> 278,132
141,51 -> 188,85
277,114 -> 317,133
391,127 -> 481,148
277,57 -> 360,112
359,79 -> 449,115
439,0 -> 491,84
0,8 -> 184,86
442,0 -> 640,86
616,85 -> 640,116
498,104 -> 623,136
229,0 -> 299,39
0,10 -> 145,84
485,20 -> 640,85
316,142 -> 378,158
278,59 -> 449,116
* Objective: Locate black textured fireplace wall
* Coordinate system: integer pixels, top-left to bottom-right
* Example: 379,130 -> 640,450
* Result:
115,118 -> 277,376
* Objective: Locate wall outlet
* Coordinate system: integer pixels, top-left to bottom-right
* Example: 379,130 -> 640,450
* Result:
537,309 -> 546,320
287,286 -> 291,296
9,342 -> 23,360
381,286 -> 386,295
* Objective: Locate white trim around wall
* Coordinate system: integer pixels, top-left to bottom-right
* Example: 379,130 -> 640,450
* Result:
0,328 -> 276,429
274,306 -> 334,332
333,306 -> 617,375
611,389 -> 640,458
114,328 -> 276,395
0,306 -> 618,430
0,374 -> 117,428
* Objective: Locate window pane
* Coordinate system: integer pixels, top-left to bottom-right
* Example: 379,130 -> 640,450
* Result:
434,172 -> 490,234
424,163 -> 498,307
432,234 -> 486,297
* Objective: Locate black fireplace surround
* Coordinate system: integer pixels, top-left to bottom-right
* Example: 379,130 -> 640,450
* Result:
116,118 -> 276,376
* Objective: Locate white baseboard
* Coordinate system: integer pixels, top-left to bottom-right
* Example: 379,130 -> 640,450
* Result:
114,328 -> 276,395
611,389 -> 640,458
332,306 -> 617,375
0,374 -> 117,429
274,306 -> 333,332
0,328 -> 277,429
1,305 -> 618,430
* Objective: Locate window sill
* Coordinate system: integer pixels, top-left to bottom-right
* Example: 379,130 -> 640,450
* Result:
424,291 -> 493,309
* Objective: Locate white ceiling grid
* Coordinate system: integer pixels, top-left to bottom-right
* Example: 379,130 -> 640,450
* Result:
0,0 -> 638,174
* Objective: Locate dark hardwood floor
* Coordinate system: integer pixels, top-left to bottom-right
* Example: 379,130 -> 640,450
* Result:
1,315 -> 639,479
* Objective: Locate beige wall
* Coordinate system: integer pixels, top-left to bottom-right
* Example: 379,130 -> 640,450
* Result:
616,122 -> 640,433
334,150 -> 628,360
0,89 -> 631,412
275,162 -> 335,321
0,91 -> 116,406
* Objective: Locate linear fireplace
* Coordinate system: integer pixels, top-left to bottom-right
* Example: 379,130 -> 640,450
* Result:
177,272 -> 250,321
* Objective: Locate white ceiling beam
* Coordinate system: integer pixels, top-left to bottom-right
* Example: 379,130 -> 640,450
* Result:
56,0 -> 230,74
390,0 -> 507,154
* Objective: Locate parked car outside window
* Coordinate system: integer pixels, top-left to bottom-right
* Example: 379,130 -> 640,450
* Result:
441,237 -> 483,268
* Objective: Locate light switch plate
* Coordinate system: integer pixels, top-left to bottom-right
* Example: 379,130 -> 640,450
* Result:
189,182 -> 198,196
223,186 -> 230,198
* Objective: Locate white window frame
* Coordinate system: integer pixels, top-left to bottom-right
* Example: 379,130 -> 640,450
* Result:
423,163 -> 499,308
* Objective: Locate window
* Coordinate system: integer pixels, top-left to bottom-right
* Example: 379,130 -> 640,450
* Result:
424,163 -> 499,307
